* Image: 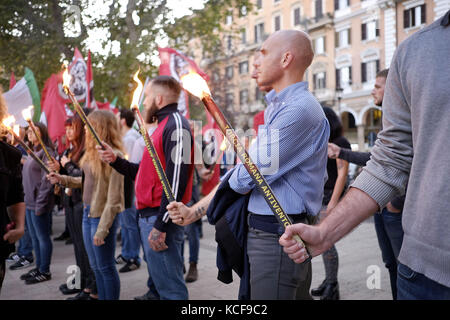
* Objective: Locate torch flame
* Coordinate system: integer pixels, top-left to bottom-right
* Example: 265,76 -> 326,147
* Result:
180,71 -> 211,99
220,138 -> 227,151
131,68 -> 143,110
2,115 -> 15,130
13,125 -> 20,136
62,64 -> 71,89
21,106 -> 34,121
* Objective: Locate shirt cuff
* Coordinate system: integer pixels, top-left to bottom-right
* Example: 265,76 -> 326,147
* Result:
351,169 -> 404,208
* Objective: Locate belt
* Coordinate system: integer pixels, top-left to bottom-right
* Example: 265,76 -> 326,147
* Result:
248,212 -> 308,235
137,207 -> 159,218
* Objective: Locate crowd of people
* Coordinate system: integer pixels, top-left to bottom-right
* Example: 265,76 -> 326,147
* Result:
0,10 -> 449,300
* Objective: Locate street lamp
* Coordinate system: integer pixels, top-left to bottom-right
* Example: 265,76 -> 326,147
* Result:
335,86 -> 343,118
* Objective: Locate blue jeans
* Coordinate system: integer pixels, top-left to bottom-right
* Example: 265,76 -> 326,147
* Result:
138,215 -> 188,300
138,216 -> 159,298
119,206 -> 141,262
183,222 -> 201,264
17,219 -> 33,260
373,208 -> 404,299
397,263 -> 450,300
82,205 -> 120,300
26,208 -> 52,273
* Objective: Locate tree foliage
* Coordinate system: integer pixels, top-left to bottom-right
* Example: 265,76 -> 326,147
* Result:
0,0 -> 252,111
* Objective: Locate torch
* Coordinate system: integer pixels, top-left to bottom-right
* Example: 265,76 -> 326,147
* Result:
181,72 -> 311,261
209,138 -> 228,170
22,106 -> 53,163
130,70 -> 176,222
62,66 -> 105,150
2,115 -> 51,174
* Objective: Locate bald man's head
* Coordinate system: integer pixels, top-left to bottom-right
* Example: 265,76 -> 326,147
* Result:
253,30 -> 314,92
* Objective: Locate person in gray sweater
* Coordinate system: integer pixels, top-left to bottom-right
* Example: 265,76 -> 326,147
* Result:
21,122 -> 56,285
327,68 -> 405,299
280,10 -> 450,300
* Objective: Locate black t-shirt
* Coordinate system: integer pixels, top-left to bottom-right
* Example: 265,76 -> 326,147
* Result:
0,141 -> 24,261
324,136 -> 351,191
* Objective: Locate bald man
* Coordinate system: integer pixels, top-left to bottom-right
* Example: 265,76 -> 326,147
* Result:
168,30 -> 330,299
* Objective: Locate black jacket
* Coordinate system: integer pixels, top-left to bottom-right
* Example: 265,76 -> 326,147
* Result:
206,173 -> 250,300
0,141 -> 24,261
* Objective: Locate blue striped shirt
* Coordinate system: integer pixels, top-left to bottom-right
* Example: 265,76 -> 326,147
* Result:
228,81 -> 329,216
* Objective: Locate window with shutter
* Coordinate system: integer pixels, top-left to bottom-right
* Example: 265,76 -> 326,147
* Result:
361,23 -> 367,41
336,69 -> 341,89
361,62 -> 367,83
421,4 -> 426,24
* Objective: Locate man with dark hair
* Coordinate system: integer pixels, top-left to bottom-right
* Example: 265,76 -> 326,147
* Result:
115,108 -> 141,272
98,75 -> 194,300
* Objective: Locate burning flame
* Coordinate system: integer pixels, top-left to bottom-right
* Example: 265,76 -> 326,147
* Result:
21,106 -> 34,121
13,125 -> 20,136
131,68 -> 143,110
62,64 -> 71,89
2,115 -> 15,130
180,71 -> 211,99
220,138 -> 227,151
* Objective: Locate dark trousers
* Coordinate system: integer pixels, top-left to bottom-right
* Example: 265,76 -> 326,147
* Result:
374,207 -> 404,300
65,199 -> 96,293
247,213 -> 313,300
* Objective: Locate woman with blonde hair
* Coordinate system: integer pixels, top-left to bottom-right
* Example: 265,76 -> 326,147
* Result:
48,109 -> 124,300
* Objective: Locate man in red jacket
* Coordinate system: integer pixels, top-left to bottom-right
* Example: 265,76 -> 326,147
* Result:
98,75 -> 194,300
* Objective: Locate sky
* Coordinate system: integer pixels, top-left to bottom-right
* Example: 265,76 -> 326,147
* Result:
77,0 -> 206,64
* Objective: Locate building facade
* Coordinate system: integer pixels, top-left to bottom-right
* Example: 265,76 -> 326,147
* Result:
199,0 -> 449,150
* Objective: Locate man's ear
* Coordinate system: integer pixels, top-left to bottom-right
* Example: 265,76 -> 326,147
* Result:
281,51 -> 293,69
155,94 -> 163,106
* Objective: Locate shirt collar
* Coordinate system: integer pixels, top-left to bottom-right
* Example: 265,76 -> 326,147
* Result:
155,103 -> 178,122
270,81 -> 308,104
264,89 -> 276,104
441,9 -> 450,27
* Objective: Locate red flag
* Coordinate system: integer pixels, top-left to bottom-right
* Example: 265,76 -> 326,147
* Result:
158,47 -> 210,119
9,72 -> 16,89
97,100 -> 118,114
40,73 -> 70,154
253,110 -> 265,135
86,50 -> 96,108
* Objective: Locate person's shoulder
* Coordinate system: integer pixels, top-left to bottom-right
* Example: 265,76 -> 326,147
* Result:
397,18 -> 443,52
0,140 -> 22,166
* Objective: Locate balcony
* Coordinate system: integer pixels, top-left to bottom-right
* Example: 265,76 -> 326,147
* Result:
307,12 -> 334,31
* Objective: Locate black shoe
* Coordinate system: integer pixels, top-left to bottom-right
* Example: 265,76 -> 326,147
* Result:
6,252 -> 20,263
119,258 -> 140,273
115,254 -> 127,265
311,279 -> 328,296
59,283 -> 81,295
134,290 -> 159,300
9,256 -> 34,270
67,290 -> 91,300
185,262 -> 198,283
20,268 -> 39,281
320,282 -> 340,300
25,271 -> 51,285
54,232 -> 70,241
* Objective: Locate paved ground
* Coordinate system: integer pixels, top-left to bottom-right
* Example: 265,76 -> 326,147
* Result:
0,213 -> 392,300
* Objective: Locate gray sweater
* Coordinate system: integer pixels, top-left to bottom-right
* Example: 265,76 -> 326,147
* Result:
352,13 -> 450,287
22,147 -> 55,215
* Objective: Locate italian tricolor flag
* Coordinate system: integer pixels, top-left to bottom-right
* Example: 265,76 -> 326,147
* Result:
3,67 -> 41,126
